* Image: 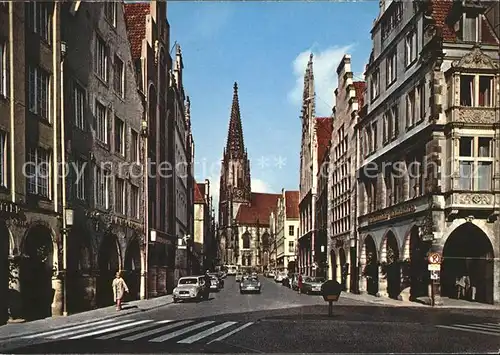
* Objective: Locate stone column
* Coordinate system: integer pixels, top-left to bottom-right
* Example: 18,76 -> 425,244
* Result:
378,266 -> 388,297
51,276 -> 63,316
148,267 -> 157,298
8,257 -> 22,319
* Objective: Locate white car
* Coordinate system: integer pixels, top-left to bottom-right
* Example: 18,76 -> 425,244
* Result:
173,276 -> 208,302
274,271 -> 287,282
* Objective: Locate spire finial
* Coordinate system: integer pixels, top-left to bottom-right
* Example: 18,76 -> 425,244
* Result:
234,81 -> 238,92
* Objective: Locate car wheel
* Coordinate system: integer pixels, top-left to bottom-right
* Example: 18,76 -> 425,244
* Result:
173,298 -> 178,303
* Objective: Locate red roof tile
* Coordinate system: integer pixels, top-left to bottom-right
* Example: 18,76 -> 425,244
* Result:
235,193 -> 280,226
285,191 -> 299,219
353,81 -> 366,109
315,117 -> 332,166
429,1 -> 498,44
124,3 -> 149,60
194,183 -> 205,204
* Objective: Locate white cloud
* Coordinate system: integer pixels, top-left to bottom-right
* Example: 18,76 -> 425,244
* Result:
288,45 -> 354,117
251,178 -> 272,193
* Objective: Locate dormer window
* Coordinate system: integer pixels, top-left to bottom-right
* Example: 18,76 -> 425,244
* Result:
458,13 -> 480,42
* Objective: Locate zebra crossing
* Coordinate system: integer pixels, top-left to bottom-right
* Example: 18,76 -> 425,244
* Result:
18,317 -> 254,344
436,322 -> 500,336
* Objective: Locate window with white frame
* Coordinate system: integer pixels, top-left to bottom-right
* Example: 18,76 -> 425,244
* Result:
27,2 -> 52,43
0,131 -> 6,188
288,225 -> 294,236
406,88 -> 416,128
114,55 -> 124,97
95,167 -> 109,208
28,66 -> 50,121
74,83 -> 85,130
391,104 -> 399,138
458,136 -> 493,191
104,2 -> 117,27
386,49 -> 397,86
74,159 -> 86,200
94,99 -> 107,143
372,121 -> 378,150
114,116 -> 125,155
0,41 -> 6,97
95,34 -> 107,81
405,29 -> 417,67
288,241 -> 294,253
26,147 -> 50,198
459,74 -> 494,107
392,162 -> 405,205
131,130 -> 139,162
130,184 -> 139,219
383,113 -> 388,144
370,68 -> 380,101
418,81 -> 425,121
459,13 -> 480,42
115,177 -> 125,214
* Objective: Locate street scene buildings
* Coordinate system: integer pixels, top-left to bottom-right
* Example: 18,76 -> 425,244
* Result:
273,190 -> 299,272
0,1 -> 216,325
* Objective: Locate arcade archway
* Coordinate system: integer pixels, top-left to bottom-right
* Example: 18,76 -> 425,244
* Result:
441,223 -> 494,304
124,239 -> 141,301
67,231 -> 92,313
96,233 -> 120,307
21,225 -> 54,320
384,231 -> 400,299
363,236 -> 378,296
339,248 -> 347,291
409,226 -> 430,300
0,221 -> 9,324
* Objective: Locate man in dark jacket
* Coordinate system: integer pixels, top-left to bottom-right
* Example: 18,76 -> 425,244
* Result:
203,270 -> 212,296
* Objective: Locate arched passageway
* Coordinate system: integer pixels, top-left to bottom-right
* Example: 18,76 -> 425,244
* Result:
96,233 -> 120,307
441,223 -> 494,304
409,226 -> 430,300
124,239 -> 141,301
384,231 -> 400,299
0,221 -> 9,324
363,236 -> 378,296
67,231 -> 92,313
339,249 -> 347,291
21,225 -> 54,320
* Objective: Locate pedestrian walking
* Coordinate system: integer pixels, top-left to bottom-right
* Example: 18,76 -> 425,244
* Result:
297,274 -> 303,294
112,271 -> 129,311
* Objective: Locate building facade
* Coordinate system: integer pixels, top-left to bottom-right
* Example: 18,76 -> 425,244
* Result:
298,55 -> 332,277
193,180 -> 216,273
328,55 -> 366,293
218,83 -> 279,271
275,190 -> 300,272
356,0 -> 499,304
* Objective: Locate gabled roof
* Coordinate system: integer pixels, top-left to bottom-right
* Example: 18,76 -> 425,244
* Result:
235,192 -> 280,226
315,117 -> 332,165
429,0 -> 498,44
124,3 -> 149,60
353,81 -> 366,110
194,183 -> 205,204
285,191 -> 299,219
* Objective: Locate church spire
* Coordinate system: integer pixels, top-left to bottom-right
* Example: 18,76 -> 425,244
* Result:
225,82 -> 245,158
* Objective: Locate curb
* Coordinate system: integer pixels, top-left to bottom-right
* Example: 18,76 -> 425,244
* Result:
0,296 -> 174,342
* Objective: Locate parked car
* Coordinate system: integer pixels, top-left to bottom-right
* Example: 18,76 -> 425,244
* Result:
274,271 -> 287,283
240,276 -> 261,294
173,276 -> 209,303
210,273 -> 224,288
282,274 -> 292,288
301,276 -> 326,295
267,270 -> 275,278
235,272 -> 244,282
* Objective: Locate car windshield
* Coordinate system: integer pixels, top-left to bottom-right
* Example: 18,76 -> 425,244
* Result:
312,277 -> 325,283
178,278 -> 198,285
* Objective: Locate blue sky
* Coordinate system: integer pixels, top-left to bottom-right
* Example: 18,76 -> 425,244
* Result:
168,1 -> 379,203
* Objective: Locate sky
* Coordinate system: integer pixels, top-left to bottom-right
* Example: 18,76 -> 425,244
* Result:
167,1 -> 380,208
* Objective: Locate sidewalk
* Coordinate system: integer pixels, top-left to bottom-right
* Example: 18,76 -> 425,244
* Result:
341,292 -> 500,310
0,294 -> 173,340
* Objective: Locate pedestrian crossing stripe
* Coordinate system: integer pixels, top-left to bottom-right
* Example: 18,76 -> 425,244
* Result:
19,319 -> 255,344
436,322 -> 500,337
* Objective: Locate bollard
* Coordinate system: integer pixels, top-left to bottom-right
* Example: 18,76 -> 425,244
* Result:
328,301 -> 333,317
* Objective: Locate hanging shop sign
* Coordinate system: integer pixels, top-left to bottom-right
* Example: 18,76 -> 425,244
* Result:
367,204 -> 417,224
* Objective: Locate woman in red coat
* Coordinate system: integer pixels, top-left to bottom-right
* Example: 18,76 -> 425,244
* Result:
297,274 -> 303,294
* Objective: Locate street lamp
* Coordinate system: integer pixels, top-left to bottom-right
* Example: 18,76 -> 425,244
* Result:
62,207 -> 74,317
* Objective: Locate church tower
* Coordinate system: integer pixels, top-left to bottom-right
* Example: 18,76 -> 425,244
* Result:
219,82 -> 252,265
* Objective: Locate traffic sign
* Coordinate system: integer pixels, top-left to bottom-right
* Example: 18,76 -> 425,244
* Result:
428,264 -> 440,271
428,252 -> 442,264
430,270 -> 440,280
